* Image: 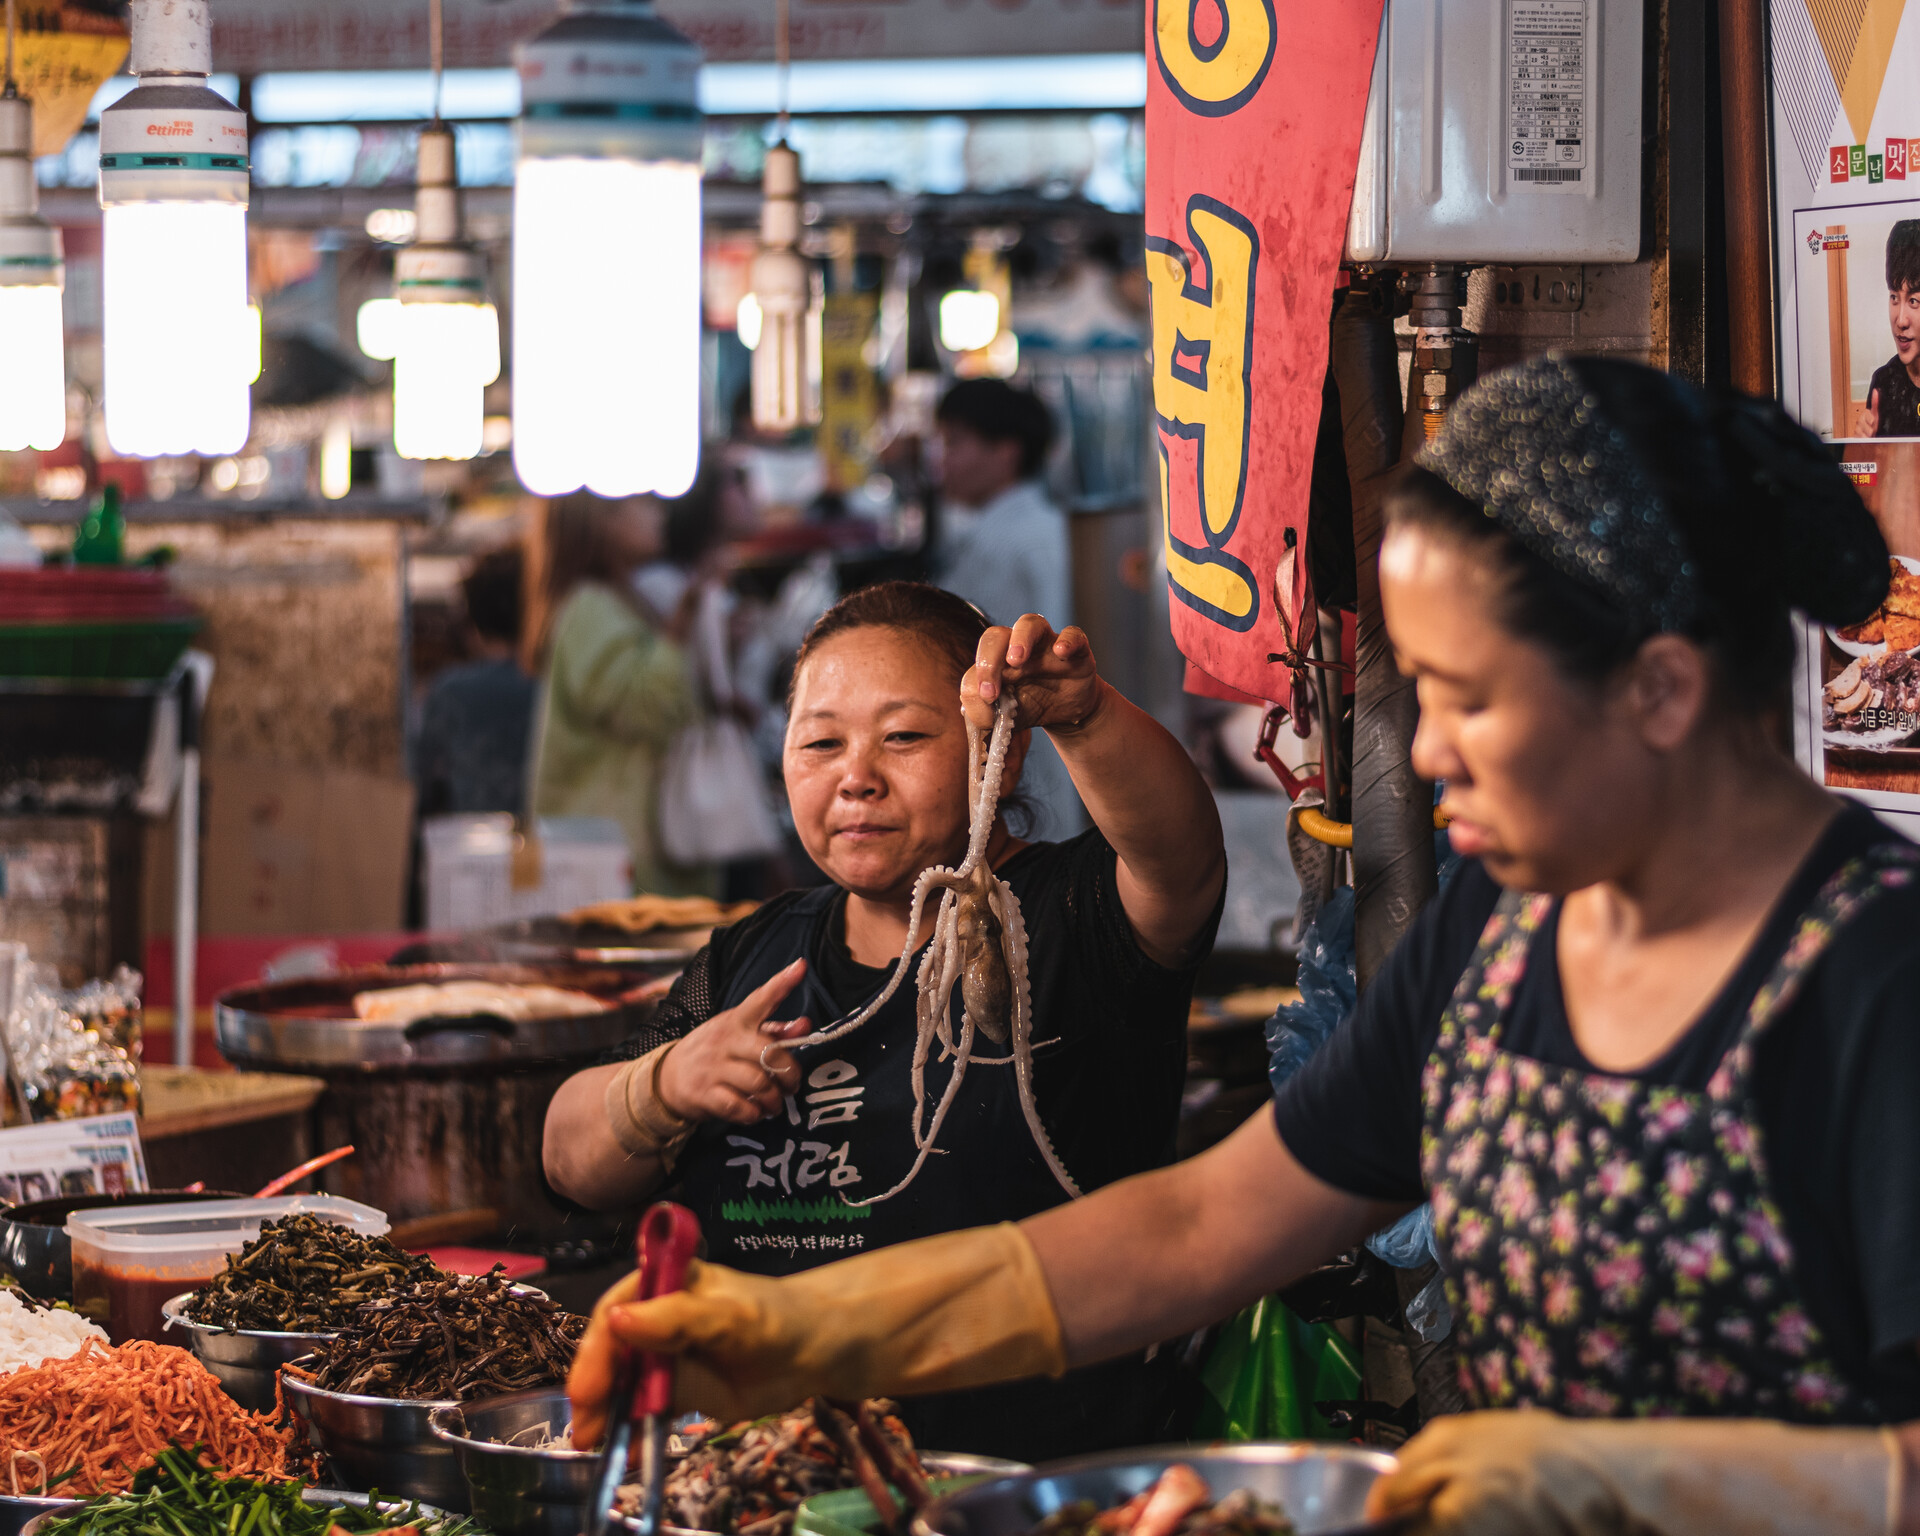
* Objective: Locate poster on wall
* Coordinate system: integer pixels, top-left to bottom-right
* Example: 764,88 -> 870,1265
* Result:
1774,0 -> 1920,825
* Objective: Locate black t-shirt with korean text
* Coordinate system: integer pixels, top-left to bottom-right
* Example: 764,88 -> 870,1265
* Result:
609,830 -> 1219,1459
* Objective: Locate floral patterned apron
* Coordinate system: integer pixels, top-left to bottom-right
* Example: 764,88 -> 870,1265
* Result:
1421,846 -> 1918,1421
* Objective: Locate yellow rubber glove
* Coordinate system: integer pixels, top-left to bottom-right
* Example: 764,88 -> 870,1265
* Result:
567,1222 -> 1066,1447
1367,1409 -> 1901,1536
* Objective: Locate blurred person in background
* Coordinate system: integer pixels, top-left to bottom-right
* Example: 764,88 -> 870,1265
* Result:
415,546 -> 537,818
525,492 -> 716,897
934,378 -> 1085,836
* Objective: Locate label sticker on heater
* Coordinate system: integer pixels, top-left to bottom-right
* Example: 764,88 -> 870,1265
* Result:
1508,0 -> 1589,192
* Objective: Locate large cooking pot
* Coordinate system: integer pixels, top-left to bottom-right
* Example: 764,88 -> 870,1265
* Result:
0,1190 -> 247,1301
215,963 -> 659,1243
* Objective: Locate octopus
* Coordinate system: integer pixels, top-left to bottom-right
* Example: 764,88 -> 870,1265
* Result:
770,693 -> 1081,1205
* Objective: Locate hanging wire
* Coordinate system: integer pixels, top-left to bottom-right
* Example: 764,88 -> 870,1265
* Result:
4,0 -> 18,97
774,0 -> 789,135
428,0 -> 444,124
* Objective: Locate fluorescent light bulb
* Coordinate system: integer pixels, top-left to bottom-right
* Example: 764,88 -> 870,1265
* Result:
511,0 -> 703,498
103,202 -> 252,457
0,284 -> 65,452
98,0 -> 253,458
511,156 -> 701,497
0,94 -> 65,452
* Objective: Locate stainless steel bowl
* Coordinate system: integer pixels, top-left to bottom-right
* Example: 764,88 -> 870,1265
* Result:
429,1388 -> 590,1536
0,1495 -> 76,1536
915,1444 -> 1400,1536
428,1388 -> 1030,1536
281,1363 -> 467,1512
17,1489 -> 457,1536
161,1293 -> 333,1414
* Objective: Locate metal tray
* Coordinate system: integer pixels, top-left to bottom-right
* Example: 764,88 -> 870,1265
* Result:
215,963 -> 645,1070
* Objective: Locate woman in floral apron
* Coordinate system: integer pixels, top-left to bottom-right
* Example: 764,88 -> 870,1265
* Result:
569,357 -> 1920,1535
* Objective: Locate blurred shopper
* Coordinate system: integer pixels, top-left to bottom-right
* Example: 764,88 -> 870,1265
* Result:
525,492 -> 716,897
415,546 -> 536,817
933,379 -> 1085,836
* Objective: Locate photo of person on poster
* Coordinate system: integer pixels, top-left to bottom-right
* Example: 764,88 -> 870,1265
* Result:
1863,220 -> 1920,438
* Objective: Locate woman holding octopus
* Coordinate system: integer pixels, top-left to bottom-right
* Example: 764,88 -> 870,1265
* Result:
574,358 -> 1920,1536
544,580 -> 1226,1462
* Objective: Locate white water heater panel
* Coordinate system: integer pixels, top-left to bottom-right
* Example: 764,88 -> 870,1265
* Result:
1346,0 -> 1643,264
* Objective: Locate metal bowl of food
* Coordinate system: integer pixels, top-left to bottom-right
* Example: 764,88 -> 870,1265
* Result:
161,1292 -> 333,1414
281,1361 -> 467,1512
915,1445 -> 1400,1536
17,1488 -> 460,1536
428,1388 -> 592,1536
0,1494 -> 76,1536
430,1389 -> 1029,1536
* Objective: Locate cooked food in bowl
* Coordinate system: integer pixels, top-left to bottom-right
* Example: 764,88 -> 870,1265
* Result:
1029,1466 -> 1297,1536
287,1270 -> 585,1402
0,1340 -> 297,1495
642,1398 -> 921,1536
183,1214 -> 441,1333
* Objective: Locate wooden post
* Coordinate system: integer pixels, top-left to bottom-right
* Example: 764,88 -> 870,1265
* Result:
1718,0 -> 1776,396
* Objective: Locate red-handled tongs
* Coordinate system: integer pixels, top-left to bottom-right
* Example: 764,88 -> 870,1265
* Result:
586,1202 -> 702,1536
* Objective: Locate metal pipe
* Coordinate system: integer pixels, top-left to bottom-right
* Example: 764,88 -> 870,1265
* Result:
1329,275 -> 1436,993
172,744 -> 199,1068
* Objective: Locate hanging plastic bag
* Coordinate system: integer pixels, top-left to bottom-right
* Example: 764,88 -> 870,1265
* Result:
659,585 -> 783,866
1194,1295 -> 1362,1442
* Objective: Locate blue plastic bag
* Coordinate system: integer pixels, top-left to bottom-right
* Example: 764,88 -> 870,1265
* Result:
1265,864 -> 1454,1343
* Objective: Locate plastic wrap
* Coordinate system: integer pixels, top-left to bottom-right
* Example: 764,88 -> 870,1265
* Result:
4,963 -> 142,1122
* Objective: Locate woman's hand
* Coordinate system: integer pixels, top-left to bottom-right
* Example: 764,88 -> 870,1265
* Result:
962,614 -> 1106,737
1365,1410 -> 1902,1536
656,960 -> 810,1125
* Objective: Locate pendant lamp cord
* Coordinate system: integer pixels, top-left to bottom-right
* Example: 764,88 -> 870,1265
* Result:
428,0 -> 444,124
4,0 -> 17,97
774,0 -> 789,135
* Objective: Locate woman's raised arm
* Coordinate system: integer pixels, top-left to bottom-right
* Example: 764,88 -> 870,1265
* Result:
966,615 -> 1226,965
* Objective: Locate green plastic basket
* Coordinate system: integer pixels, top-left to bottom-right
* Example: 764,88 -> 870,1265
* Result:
0,617 -> 201,681
795,1477 -> 990,1536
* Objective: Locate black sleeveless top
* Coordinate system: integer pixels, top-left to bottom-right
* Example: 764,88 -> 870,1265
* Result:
613,830 -> 1221,1459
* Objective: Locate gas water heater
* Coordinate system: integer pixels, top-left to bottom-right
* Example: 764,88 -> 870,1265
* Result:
1346,0 -> 1645,265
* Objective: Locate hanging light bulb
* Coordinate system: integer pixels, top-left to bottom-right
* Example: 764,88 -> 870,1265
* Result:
0,78 -> 65,453
356,2 -> 497,463
746,144 -> 819,433
98,0 -> 252,458
511,1 -> 702,498
357,126 -> 498,460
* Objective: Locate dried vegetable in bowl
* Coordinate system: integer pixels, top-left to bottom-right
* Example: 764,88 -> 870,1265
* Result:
0,1340 -> 299,1496
182,1215 -> 442,1333
289,1269 -> 586,1402
644,1399 -> 924,1536
36,1446 -> 478,1536
1028,1467 -> 1297,1536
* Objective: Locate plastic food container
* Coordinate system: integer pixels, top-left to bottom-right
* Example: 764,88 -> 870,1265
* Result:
67,1194 -> 387,1344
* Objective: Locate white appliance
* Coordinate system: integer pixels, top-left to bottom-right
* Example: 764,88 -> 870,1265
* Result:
1346,0 -> 1644,264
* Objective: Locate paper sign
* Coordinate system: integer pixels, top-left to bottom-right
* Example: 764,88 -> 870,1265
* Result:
0,1115 -> 147,1206
1145,0 -> 1383,701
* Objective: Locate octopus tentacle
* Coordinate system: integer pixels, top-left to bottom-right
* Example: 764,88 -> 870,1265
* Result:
764,864 -> 963,1066
844,1014 -> 977,1207
770,697 -> 1080,1204
1002,875 -> 1079,1196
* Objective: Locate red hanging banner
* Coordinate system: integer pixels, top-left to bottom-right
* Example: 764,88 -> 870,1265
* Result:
1147,0 -> 1382,701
